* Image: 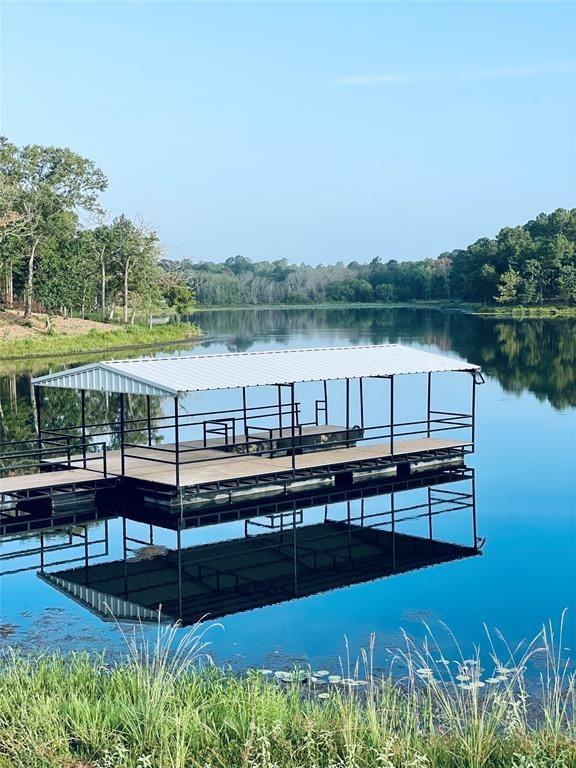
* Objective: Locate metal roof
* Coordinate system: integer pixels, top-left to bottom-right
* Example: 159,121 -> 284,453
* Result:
32,344 -> 480,397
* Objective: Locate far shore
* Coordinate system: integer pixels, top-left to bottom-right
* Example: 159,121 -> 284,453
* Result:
187,301 -> 576,318
1,300 -> 574,363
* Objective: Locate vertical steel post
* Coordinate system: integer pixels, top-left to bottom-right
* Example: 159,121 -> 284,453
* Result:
80,389 -> 87,469
242,387 -> 248,443
359,377 -> 364,429
427,486 -> 433,539
427,372 -> 432,438
471,373 -> 477,448
174,396 -> 180,488
345,378 -> 350,447
146,395 -> 152,447
277,384 -> 283,437
389,376 -> 395,456
323,380 -> 328,424
290,383 -> 296,476
119,393 -> 125,476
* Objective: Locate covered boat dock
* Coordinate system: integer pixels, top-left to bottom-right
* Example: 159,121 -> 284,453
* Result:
1,344 -> 483,515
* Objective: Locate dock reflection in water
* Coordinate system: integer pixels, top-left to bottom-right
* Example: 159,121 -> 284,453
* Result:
5,470 -> 483,626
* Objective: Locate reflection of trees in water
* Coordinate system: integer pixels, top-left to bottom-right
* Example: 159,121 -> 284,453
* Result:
0,373 -> 164,471
481,320 -> 576,409
193,308 -> 575,410
1,310 -> 574,454
0,373 -> 36,454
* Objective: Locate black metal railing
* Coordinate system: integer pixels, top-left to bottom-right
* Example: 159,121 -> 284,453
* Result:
24,395 -> 474,488
121,410 -> 473,470
0,437 -> 108,479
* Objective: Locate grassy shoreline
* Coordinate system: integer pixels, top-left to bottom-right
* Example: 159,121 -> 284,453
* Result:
0,323 -> 201,361
0,621 -> 574,768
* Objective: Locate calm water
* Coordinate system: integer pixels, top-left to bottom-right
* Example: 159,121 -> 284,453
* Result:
0,307 -> 575,669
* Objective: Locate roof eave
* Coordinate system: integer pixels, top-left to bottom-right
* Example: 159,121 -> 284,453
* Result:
32,362 -> 179,397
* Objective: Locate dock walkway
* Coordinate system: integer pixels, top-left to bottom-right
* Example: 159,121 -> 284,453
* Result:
2,435 -> 468,496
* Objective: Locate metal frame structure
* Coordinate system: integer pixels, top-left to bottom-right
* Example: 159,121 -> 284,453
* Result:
2,346 -> 483,516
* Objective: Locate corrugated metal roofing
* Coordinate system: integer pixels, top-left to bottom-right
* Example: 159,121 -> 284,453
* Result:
32,344 -> 480,397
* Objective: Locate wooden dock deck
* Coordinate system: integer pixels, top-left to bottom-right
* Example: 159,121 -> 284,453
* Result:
124,436 -> 468,488
0,435 -> 469,496
1,468 -> 107,495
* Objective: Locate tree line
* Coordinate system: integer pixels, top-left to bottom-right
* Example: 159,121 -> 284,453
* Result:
0,138 -> 194,325
164,208 -> 576,307
1,138 -> 574,317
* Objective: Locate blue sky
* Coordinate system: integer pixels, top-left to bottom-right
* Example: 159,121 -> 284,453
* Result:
2,1 -> 575,264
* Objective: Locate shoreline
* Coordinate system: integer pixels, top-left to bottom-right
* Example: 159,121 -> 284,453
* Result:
1,625 -> 572,768
187,301 -> 576,318
0,323 -> 201,361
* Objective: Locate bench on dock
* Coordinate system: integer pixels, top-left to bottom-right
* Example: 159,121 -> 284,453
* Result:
217,424 -> 364,457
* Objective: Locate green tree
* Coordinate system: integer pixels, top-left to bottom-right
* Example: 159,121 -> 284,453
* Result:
374,283 -> 395,302
0,137 -> 107,317
558,265 -> 576,304
495,268 -> 521,304
519,259 -> 544,305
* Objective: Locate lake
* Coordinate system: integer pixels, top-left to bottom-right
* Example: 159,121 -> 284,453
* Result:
1,307 -> 575,672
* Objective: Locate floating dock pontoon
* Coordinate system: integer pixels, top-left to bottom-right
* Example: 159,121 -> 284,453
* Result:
1,344 -> 483,517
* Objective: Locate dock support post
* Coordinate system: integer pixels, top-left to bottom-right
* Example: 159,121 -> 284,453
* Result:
146,395 -> 152,447
290,383 -> 296,477
471,373 -> 477,449
390,376 -> 395,457
359,377 -> 364,429
323,380 -> 328,424
174,396 -> 180,488
119,393 -> 125,476
242,387 -> 248,444
427,486 -> 433,539
80,389 -> 87,469
427,372 -> 432,438
277,384 -> 283,437
345,378 -> 350,447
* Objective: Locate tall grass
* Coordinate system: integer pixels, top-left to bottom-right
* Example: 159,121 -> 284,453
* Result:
0,615 -> 574,768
